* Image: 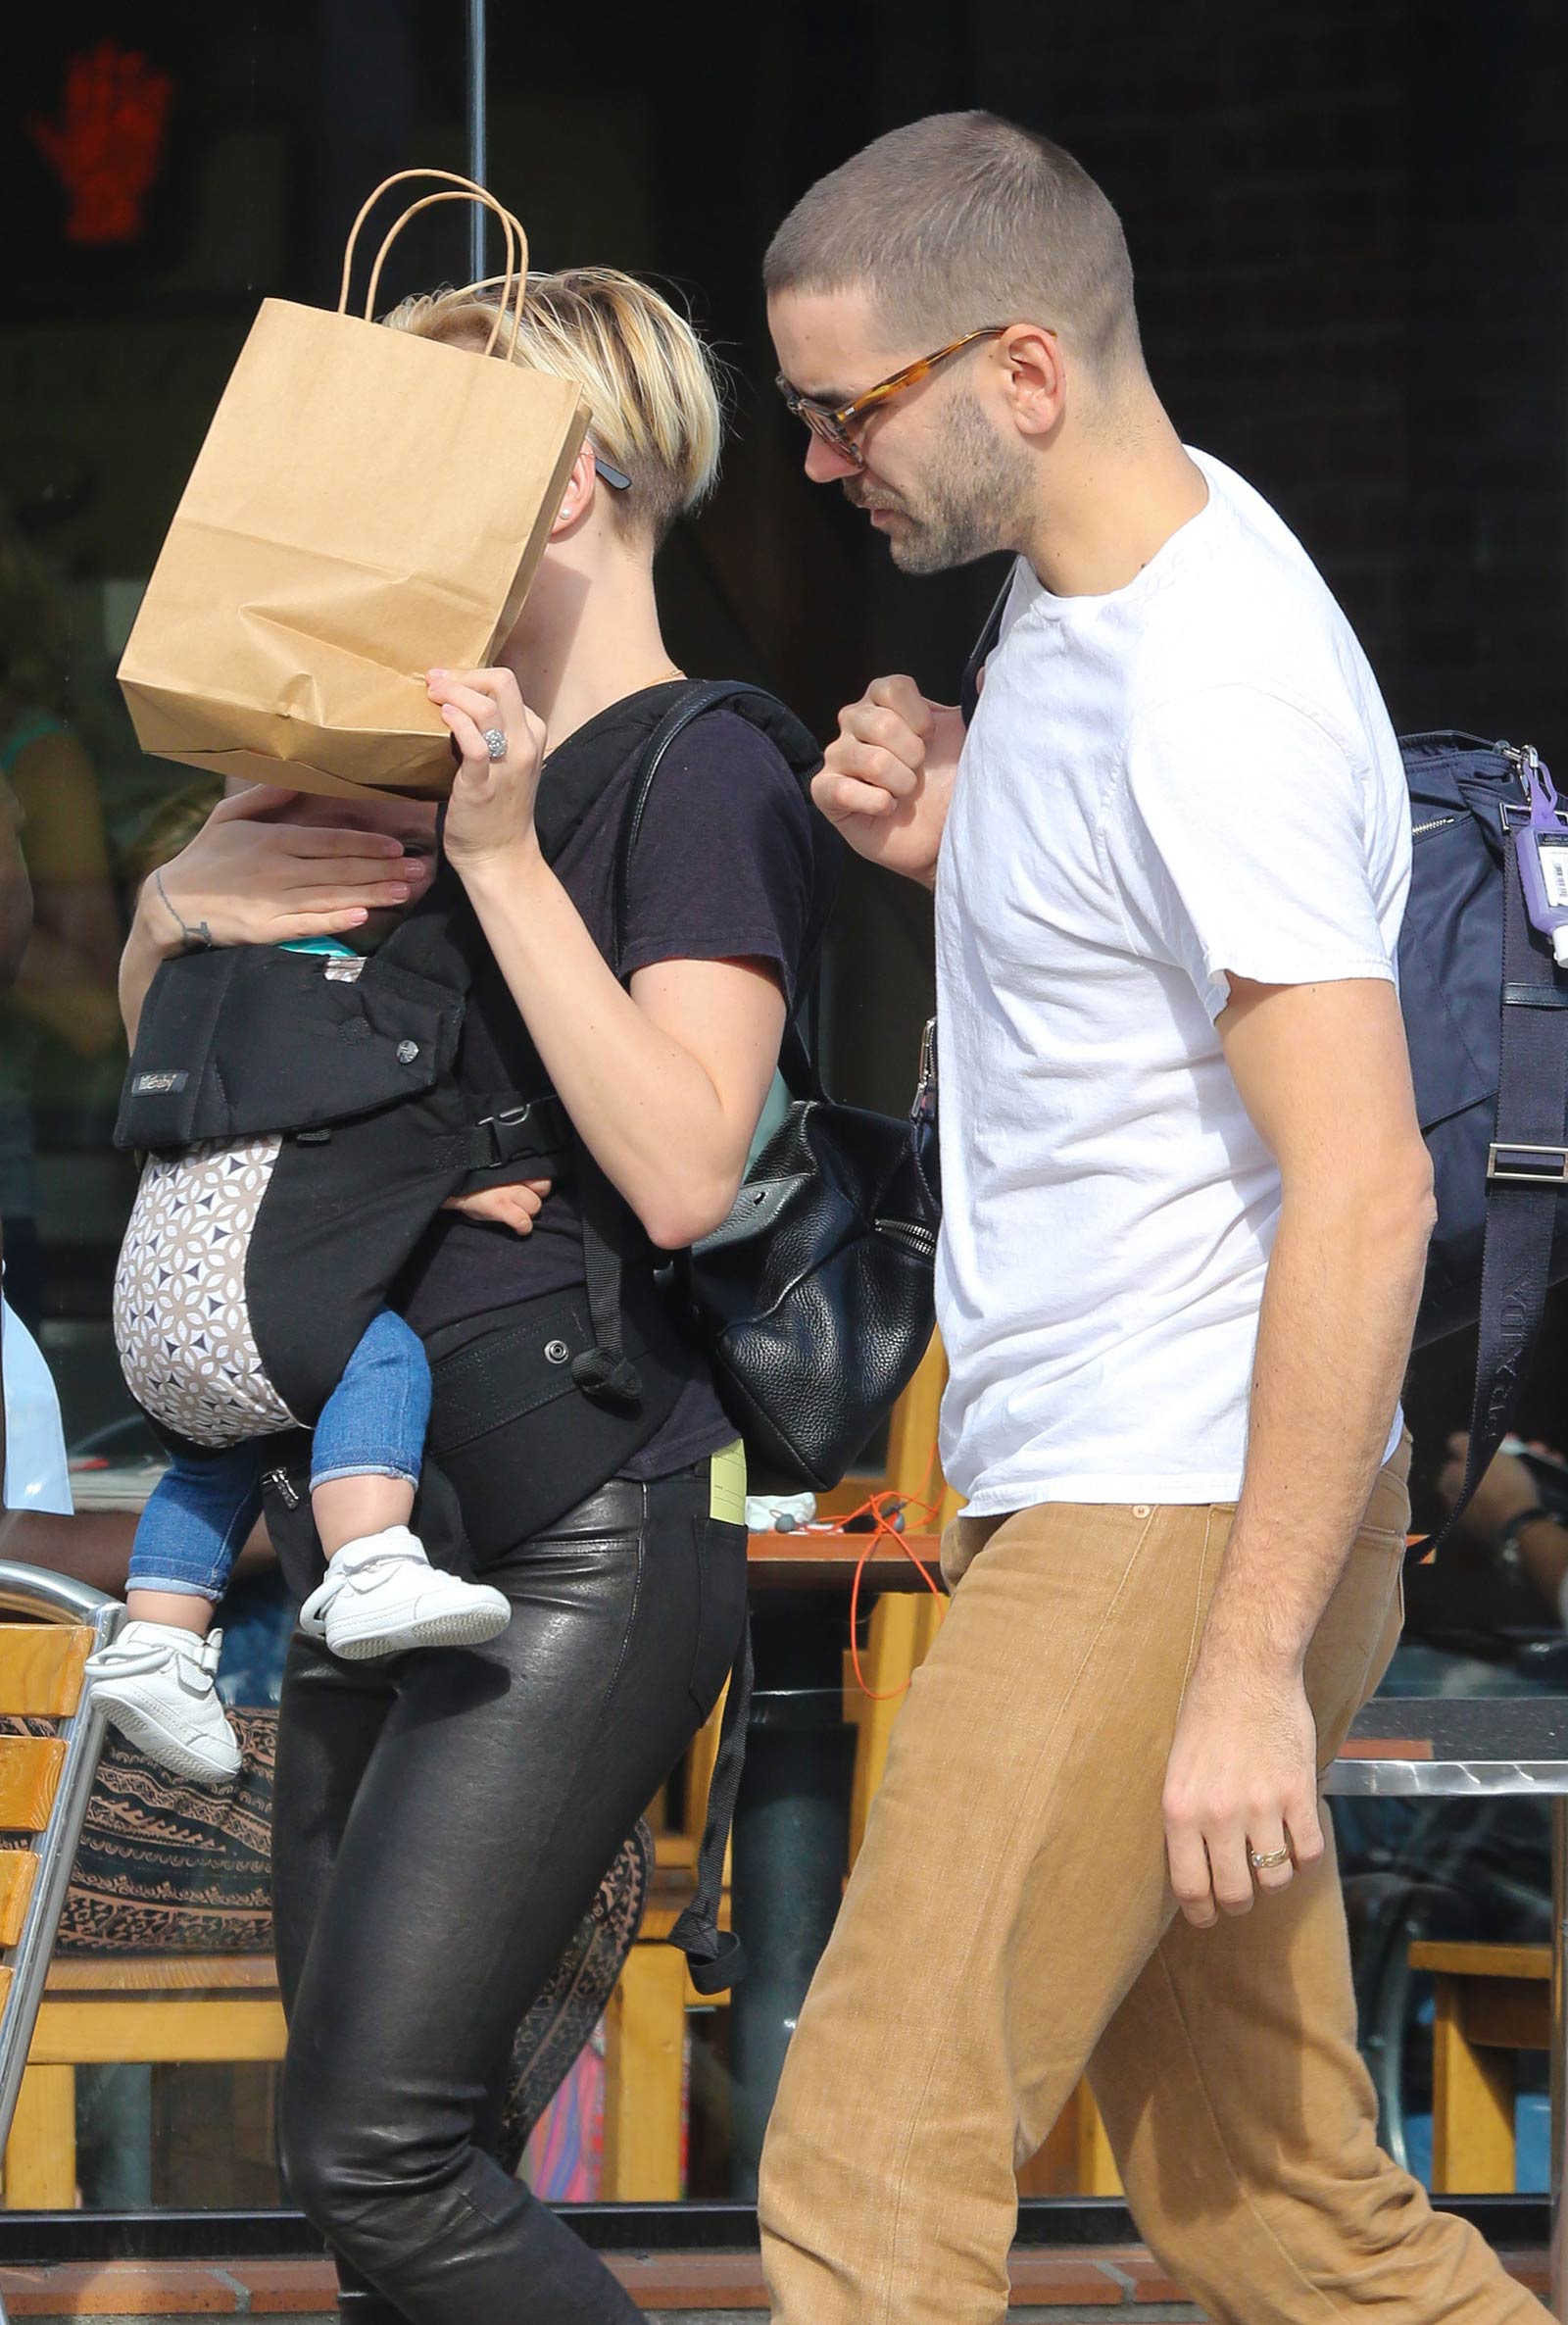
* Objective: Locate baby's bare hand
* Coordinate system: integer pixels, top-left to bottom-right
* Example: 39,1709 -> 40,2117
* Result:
442,1178 -> 552,1237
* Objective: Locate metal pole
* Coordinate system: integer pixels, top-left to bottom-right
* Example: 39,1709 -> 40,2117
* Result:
0,1591 -> 121,2204
1552,1794 -> 1567,2317
466,0 -> 488,280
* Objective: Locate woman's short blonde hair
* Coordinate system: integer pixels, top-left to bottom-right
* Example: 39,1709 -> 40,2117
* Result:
385,268 -> 724,547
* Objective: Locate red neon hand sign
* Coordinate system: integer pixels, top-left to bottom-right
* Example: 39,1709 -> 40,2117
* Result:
29,42 -> 174,246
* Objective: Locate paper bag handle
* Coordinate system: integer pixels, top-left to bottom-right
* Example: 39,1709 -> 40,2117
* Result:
365,191 -> 526,357
339,170 -> 528,359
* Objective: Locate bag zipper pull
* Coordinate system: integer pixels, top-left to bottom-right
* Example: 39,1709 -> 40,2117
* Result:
911,1017 -> 939,1128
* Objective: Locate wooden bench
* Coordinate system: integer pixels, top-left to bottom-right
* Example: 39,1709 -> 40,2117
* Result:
1408,1938 -> 1551,2193
0,1575 -> 125,2263
6,1954 -> 285,2208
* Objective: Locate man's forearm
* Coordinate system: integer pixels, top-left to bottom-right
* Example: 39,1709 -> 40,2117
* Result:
1195,1181 -> 1431,1679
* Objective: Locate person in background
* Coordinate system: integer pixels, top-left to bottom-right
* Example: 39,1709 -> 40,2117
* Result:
1434,1433 -> 1568,1627
0,778 -> 70,1522
0,510 -> 123,1329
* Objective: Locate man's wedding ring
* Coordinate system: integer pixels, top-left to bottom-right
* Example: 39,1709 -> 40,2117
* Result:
482,726 -> 509,762
1250,1844 -> 1292,1872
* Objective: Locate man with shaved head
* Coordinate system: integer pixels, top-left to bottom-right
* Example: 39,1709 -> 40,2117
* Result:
759,111 -> 1532,2325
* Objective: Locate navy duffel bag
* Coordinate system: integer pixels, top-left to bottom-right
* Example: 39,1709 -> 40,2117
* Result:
1400,732 -> 1568,1529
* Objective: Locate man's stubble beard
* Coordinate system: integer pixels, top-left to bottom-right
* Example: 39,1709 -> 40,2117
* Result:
858,391 -> 1034,576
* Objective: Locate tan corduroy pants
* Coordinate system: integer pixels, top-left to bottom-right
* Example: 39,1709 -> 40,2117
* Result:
760,1441 -> 1541,2325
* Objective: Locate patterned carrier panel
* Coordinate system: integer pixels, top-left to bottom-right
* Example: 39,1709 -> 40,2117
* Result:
113,1135 -> 300,1447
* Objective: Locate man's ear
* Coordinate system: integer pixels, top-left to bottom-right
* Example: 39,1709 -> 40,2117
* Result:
550,441 -> 601,539
997,324 -> 1065,440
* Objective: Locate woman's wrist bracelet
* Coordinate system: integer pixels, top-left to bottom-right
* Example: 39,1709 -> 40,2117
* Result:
151,866 -> 215,954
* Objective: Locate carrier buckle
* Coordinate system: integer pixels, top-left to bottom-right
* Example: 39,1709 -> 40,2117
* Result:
472,1103 -> 534,1168
1487,1140 -> 1568,1186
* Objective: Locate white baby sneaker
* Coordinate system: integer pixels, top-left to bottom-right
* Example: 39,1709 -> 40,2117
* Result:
299,1526 -> 511,1660
85,1619 -> 242,1785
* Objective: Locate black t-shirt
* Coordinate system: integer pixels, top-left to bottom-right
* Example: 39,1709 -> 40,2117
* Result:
399,680 -> 835,1476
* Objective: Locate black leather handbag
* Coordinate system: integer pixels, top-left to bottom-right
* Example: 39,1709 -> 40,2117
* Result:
612,679 -> 944,1491
681,1017 -> 942,1490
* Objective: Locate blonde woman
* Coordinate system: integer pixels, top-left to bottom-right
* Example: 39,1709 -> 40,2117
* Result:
120,271 -> 836,2325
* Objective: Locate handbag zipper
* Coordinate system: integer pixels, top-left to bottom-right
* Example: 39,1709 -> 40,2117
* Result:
875,1219 -> 938,1258
1411,741 -> 1539,843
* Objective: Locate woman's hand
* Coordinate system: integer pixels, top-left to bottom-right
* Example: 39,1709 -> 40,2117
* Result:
121,783 -> 431,1045
148,785 -> 424,955
427,668 -> 547,873
441,1179 -> 551,1238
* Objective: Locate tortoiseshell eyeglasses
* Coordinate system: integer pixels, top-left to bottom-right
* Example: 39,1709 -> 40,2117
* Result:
775,325 -> 1008,469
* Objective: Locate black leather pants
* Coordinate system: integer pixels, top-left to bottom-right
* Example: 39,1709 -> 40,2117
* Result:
270,1461 -> 748,2325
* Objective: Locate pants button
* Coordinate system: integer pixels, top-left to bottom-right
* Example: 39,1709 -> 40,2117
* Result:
1132,1504 -> 1152,1518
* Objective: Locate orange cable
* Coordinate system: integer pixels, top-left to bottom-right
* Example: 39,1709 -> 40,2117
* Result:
842,1464 -> 949,1701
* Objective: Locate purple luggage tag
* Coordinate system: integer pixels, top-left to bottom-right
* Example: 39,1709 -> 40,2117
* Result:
1514,751 -> 1568,968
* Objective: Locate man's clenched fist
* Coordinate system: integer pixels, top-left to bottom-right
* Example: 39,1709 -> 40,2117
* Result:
812,675 -> 963,889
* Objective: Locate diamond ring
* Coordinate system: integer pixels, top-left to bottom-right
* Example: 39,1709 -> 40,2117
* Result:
1249,1844 -> 1292,1872
482,726 -> 509,763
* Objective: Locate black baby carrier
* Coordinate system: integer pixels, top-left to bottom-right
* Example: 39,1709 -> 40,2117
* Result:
115,685 -> 823,1468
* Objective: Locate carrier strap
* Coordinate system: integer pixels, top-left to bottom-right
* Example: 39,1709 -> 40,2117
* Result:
570,1147 -> 643,1408
668,1617 -> 753,1993
1426,825 -> 1568,1554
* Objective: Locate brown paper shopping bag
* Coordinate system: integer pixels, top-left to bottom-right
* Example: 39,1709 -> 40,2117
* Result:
119,171 -> 588,799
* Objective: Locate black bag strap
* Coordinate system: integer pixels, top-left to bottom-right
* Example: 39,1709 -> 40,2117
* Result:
960,571 -> 1011,725
668,1617 -> 753,1994
612,678 -> 827,1101
1426,829 -> 1568,1554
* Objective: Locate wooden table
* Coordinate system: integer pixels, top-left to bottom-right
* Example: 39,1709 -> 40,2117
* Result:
745,1525 -> 942,1590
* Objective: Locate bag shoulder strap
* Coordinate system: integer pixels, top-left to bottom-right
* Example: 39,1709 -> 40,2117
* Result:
572,680 -> 826,1403
612,678 -> 824,1099
960,570 -> 1012,725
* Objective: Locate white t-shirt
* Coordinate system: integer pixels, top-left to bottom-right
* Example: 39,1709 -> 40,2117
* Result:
935,449 -> 1410,1511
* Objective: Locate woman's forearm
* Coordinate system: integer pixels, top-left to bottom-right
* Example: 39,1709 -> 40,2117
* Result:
119,886 -> 179,1046
460,842 -> 774,1249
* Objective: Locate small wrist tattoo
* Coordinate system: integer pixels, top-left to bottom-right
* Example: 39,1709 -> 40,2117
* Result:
153,866 -> 214,953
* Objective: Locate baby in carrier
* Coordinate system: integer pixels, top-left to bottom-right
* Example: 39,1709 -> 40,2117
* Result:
88,789 -> 540,1783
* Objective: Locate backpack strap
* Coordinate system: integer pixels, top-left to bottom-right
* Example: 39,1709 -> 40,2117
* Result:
1430,831 -> 1568,1551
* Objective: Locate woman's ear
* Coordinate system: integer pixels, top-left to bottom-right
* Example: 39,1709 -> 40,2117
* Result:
550,441 -> 601,539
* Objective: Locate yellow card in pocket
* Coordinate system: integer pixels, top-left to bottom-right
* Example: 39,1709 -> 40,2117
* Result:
710,1439 -> 748,1526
